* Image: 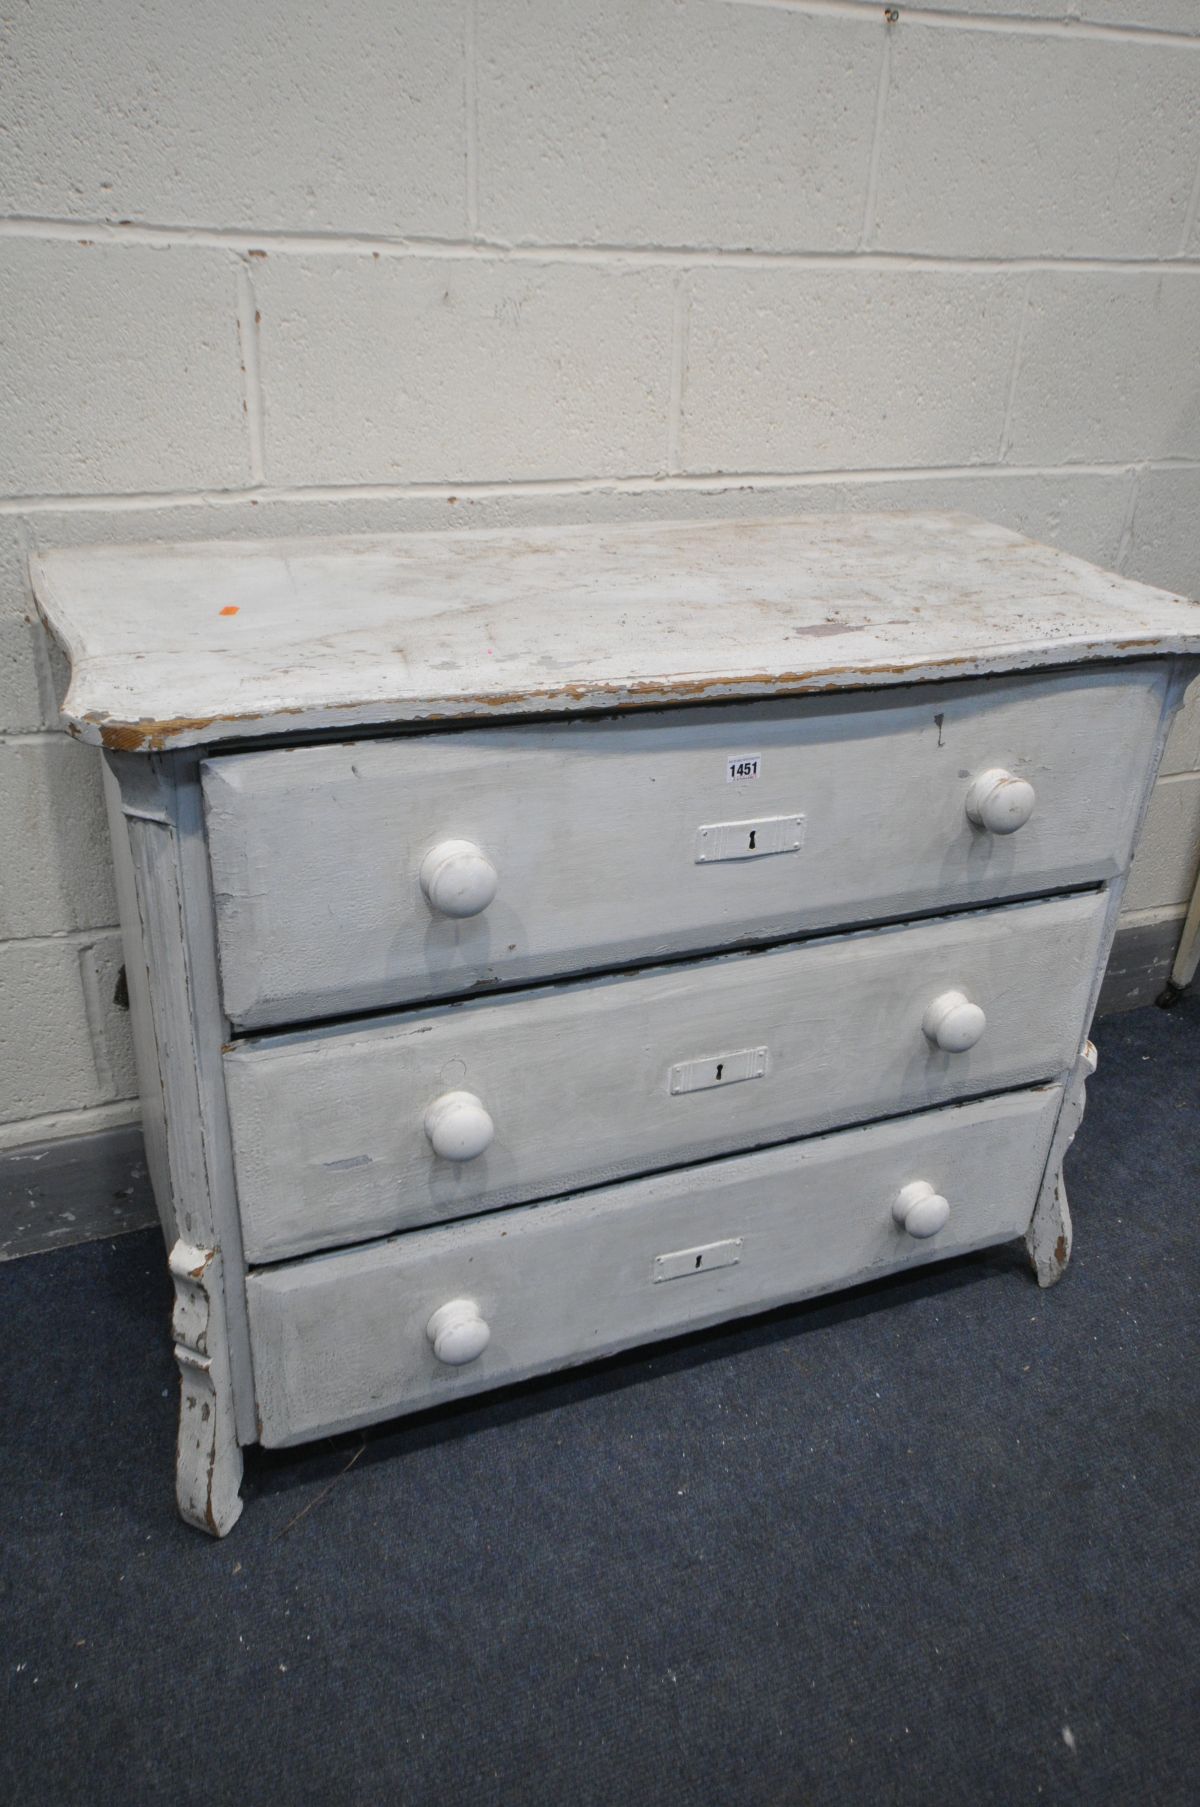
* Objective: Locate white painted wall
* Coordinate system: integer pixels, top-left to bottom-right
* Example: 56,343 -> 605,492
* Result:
2,0 -> 1199,1148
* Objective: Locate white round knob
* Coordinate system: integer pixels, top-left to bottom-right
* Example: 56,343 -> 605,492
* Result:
426,1298 -> 491,1365
424,1090 -> 494,1162
893,1181 -> 951,1240
419,839 -> 498,918
923,989 -> 986,1053
966,768 -> 1036,835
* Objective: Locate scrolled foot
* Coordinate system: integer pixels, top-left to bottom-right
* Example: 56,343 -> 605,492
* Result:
170,1241 -> 244,1536
1026,1040 -> 1097,1289
1027,1176 -> 1074,1289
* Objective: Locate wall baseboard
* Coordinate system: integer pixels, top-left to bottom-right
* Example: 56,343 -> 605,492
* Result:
0,917 -> 1187,1260
0,1123 -> 158,1262
1096,913 -> 1184,1016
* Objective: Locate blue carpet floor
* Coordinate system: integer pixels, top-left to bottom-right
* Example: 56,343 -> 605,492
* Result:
2,993 -> 1197,1806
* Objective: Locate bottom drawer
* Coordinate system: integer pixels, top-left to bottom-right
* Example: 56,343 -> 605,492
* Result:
247,1085 -> 1064,1447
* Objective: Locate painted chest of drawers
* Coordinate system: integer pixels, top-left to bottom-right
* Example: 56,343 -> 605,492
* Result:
33,513 -> 1200,1535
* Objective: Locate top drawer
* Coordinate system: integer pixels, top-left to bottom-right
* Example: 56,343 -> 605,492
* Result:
203,665 -> 1167,1030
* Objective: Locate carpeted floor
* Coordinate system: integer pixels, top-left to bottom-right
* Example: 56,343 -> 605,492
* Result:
2,994 -> 1197,1807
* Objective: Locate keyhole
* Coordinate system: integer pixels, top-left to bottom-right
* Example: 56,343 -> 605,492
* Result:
715,1062 -> 724,1081
748,830 -> 757,850
694,1254 -> 703,1269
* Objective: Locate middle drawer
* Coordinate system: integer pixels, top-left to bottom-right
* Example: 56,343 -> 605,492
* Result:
228,889 -> 1106,1263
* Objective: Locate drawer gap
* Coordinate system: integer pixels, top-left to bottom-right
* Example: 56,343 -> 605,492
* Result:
229,881 -> 1107,1051
243,1073 -> 1066,1275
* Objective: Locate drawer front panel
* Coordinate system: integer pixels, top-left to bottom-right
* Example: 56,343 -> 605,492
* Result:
246,1086 -> 1063,1446
227,890 -> 1106,1263
203,665 -> 1166,1029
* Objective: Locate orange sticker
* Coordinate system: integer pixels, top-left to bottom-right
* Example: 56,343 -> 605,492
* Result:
219,605 -> 239,616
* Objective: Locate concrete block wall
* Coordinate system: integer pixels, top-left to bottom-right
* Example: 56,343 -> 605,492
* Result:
2,0 -> 1199,1148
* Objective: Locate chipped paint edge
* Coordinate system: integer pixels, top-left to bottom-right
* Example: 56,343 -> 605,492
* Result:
29,522 -> 1200,753
1025,1040 -> 1097,1288
169,1240 -> 244,1535
42,635 -> 1200,753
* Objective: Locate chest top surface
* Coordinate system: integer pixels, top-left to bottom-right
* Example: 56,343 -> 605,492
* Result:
31,511 -> 1199,753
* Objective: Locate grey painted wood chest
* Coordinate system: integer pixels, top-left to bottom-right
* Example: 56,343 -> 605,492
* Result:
32,513 -> 1200,1533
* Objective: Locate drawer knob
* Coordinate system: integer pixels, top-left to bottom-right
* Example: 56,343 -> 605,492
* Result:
922,989 -> 986,1053
426,1298 -> 491,1366
424,1090 -> 495,1162
893,1181 -> 951,1240
420,839 -> 498,918
966,767 -> 1036,835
